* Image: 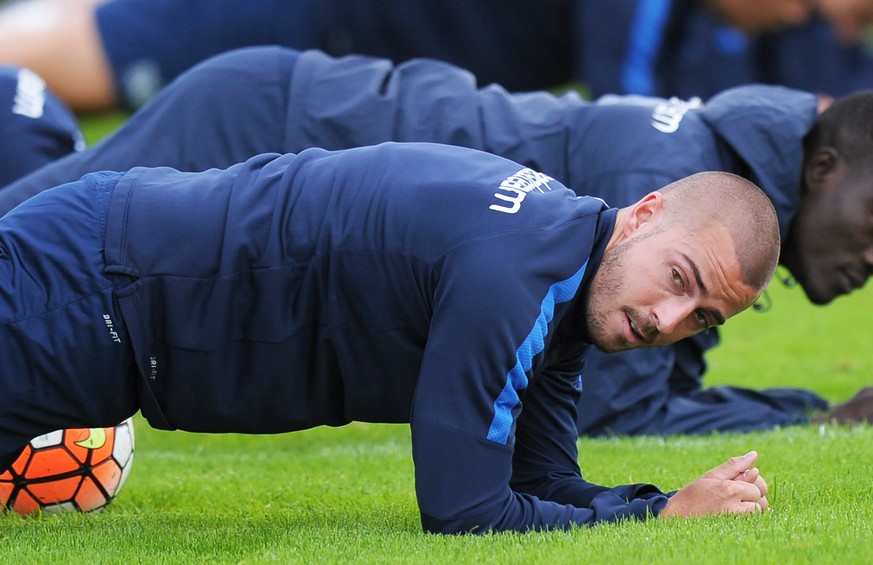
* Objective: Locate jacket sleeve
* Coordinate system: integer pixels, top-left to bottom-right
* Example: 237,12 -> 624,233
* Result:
509,346 -> 670,518
408,233 -> 669,534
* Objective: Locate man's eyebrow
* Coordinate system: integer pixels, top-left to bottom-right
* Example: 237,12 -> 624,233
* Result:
682,253 -> 726,326
682,253 -> 708,295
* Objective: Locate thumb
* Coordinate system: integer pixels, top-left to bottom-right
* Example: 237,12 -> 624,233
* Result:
704,451 -> 758,480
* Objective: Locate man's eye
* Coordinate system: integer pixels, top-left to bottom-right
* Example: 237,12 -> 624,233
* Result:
695,309 -> 708,329
671,268 -> 684,287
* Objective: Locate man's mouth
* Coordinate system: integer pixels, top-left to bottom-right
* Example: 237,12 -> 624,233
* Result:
627,313 -> 646,344
626,311 -> 656,345
628,315 -> 640,338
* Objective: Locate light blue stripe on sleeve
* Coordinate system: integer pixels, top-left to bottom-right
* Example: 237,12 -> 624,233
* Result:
621,0 -> 674,95
486,260 -> 589,444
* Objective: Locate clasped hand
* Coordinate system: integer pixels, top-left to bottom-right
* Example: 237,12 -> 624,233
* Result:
660,450 -> 768,518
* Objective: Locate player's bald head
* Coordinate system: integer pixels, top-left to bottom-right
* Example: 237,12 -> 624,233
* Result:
657,171 -> 780,293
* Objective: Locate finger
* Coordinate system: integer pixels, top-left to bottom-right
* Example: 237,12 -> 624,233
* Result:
724,500 -> 759,515
736,467 -> 769,497
757,495 -> 769,511
705,451 -> 758,480
734,480 -> 763,502
735,466 -> 770,498
725,499 -> 766,515
753,473 -> 768,498
738,467 -> 760,484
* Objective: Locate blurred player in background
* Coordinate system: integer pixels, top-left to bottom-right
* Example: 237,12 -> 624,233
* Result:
0,0 -> 571,111
2,0 -> 873,112
577,0 -> 873,99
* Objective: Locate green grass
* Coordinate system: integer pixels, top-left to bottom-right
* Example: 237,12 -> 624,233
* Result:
78,111 -> 129,146
2,117 -> 873,563
707,270 -> 873,402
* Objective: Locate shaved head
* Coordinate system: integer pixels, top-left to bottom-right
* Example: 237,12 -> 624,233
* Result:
657,171 -> 780,293
586,171 -> 780,352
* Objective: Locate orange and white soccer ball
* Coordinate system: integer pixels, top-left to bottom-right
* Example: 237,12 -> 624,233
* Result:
0,418 -> 135,515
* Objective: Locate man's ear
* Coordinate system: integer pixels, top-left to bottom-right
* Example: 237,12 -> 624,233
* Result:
623,191 -> 664,237
804,147 -> 838,191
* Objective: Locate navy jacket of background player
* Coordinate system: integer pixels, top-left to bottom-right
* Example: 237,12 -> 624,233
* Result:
0,66 -> 80,187
100,0 -> 574,109
0,143 -> 776,532
1,46 -> 843,436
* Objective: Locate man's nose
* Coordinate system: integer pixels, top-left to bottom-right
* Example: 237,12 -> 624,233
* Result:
652,298 -> 697,338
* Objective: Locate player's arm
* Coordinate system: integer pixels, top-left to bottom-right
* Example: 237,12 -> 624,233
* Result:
512,344 -> 770,520
510,349 -> 671,518
409,233 -> 630,534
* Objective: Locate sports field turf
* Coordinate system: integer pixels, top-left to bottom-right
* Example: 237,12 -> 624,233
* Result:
1,117 -> 871,564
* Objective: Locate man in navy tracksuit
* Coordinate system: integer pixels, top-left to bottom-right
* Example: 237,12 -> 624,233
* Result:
7,46 -> 865,436
0,66 -> 81,187
0,142 -> 776,532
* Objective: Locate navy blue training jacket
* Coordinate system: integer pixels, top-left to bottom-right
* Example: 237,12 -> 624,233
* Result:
0,142 -> 670,532
94,0 -> 574,109
0,47 -> 829,434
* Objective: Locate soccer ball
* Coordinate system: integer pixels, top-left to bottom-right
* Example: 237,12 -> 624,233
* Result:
0,418 -> 135,515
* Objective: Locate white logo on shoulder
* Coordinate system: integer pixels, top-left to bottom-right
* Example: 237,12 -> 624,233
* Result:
12,68 -> 46,119
489,168 -> 556,214
650,96 -> 702,133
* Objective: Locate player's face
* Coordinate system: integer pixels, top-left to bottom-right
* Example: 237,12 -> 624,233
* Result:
815,0 -> 873,41
708,0 -> 814,33
584,223 -> 758,353
782,159 -> 873,305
